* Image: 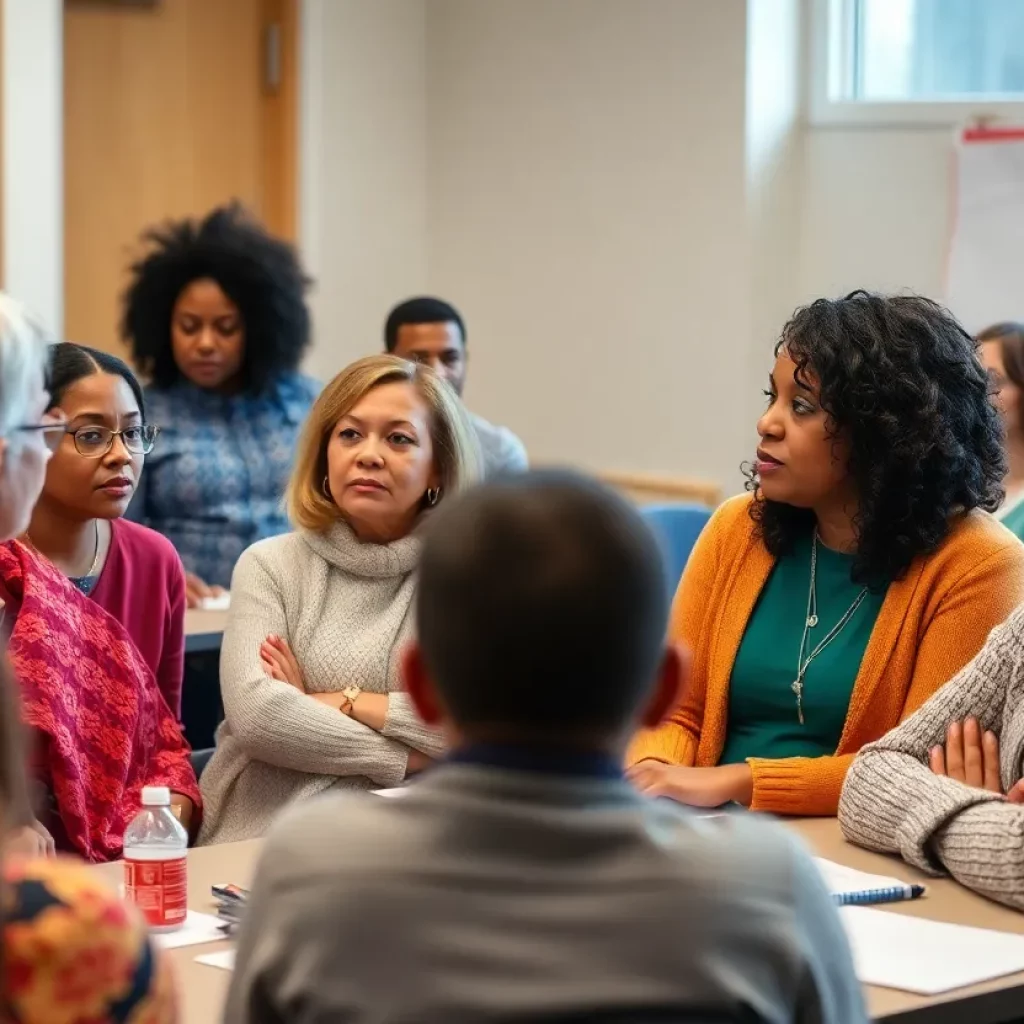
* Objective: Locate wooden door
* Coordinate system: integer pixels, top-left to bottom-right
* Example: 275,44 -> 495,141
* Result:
63,0 -> 298,352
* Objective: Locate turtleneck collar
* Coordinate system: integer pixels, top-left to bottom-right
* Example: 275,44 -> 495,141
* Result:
299,518 -> 422,578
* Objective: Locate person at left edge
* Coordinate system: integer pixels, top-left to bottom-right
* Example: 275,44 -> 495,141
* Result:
628,291 -> 1024,816
24,343 -> 186,720
122,203 -> 319,607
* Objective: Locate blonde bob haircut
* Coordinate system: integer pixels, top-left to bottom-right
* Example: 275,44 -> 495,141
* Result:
287,354 -> 482,532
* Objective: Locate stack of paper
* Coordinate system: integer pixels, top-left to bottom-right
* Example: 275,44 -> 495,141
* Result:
196,949 -> 237,972
815,857 -> 1024,994
814,858 -> 909,897
151,911 -> 225,950
840,906 -> 1024,995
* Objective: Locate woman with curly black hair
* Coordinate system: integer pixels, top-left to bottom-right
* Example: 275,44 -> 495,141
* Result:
627,291 -> 1024,817
122,203 -> 319,607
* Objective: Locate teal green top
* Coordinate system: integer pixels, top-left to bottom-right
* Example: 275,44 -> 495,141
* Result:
719,531 -> 887,765
1002,497 -> 1024,543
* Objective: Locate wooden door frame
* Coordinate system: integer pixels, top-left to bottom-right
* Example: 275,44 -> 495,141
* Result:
261,0 -> 300,242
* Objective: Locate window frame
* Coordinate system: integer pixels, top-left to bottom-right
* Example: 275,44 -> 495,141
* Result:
808,0 -> 1024,127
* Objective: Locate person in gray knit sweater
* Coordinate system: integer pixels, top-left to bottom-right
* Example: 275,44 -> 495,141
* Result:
840,601 -> 1024,910
197,355 -> 480,845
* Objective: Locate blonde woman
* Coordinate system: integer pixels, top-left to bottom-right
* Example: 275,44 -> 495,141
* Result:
198,356 -> 481,844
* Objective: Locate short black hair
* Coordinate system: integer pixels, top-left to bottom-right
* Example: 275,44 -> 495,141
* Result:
384,297 -> 466,353
415,470 -> 669,739
746,291 -> 1006,590
49,342 -> 146,420
121,202 -> 311,395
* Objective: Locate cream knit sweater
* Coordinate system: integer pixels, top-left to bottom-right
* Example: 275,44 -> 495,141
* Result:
197,521 -> 441,846
839,603 -> 1024,909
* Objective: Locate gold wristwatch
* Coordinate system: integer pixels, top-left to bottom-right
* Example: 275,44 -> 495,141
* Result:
339,686 -> 362,716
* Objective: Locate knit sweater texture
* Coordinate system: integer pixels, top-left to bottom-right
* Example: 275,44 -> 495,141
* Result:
626,495 -> 1024,816
197,522 -> 441,845
840,602 -> 1024,910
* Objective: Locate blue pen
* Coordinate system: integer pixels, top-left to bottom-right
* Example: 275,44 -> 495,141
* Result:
833,883 -> 926,907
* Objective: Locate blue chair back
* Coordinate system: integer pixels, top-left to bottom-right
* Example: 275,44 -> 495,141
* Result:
641,503 -> 713,601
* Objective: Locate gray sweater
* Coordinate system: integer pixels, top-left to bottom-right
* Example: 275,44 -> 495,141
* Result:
197,522 -> 442,846
226,765 -> 866,1024
469,411 -> 528,477
839,603 -> 1024,909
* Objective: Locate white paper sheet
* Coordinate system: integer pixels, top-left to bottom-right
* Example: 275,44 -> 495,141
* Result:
195,949 -> 236,972
814,858 -> 910,896
198,593 -> 231,611
152,911 -> 225,949
840,906 -> 1024,995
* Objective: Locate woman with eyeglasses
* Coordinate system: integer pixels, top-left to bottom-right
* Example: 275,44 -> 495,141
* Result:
0,330 -> 198,862
24,343 -> 186,718
0,303 -> 177,1019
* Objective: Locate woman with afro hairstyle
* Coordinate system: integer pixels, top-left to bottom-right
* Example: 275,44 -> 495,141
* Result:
627,291 -> 1024,817
122,203 -> 319,607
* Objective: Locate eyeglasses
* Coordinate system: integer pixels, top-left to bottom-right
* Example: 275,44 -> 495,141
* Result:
13,412 -> 69,453
65,424 -> 161,458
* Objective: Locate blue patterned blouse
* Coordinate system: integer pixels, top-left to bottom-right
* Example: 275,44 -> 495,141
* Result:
130,373 -> 320,588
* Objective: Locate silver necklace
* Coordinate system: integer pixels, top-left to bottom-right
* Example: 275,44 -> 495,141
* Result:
26,520 -> 101,582
791,531 -> 869,726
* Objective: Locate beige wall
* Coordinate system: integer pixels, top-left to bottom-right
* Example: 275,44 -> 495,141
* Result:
2,0 -> 62,334
297,0 -> 963,491
796,128 -> 952,305
425,0 -> 755,486
299,0 -> 428,384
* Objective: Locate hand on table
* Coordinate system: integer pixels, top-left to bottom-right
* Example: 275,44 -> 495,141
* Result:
170,794 -> 194,832
930,717 -> 1024,801
4,820 -> 55,858
260,635 -> 305,691
406,749 -> 432,777
185,572 -> 227,610
626,761 -> 754,808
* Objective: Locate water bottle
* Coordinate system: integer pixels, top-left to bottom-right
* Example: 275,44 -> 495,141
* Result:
123,786 -> 188,932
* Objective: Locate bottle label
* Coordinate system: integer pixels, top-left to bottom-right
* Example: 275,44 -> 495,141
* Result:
124,856 -> 188,928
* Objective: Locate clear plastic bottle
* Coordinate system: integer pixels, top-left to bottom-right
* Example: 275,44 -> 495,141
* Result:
123,786 -> 189,932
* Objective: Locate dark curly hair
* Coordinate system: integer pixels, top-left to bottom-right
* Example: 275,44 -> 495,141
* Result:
744,291 -> 1006,591
121,202 -> 311,395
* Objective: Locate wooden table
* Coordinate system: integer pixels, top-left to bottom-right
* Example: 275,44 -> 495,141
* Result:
93,839 -> 262,1024
792,818 -> 1024,1023
184,608 -> 229,654
92,821 -> 1024,1024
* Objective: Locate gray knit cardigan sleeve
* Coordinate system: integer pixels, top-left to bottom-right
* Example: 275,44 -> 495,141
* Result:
839,605 -> 1024,908
220,545 -> 412,787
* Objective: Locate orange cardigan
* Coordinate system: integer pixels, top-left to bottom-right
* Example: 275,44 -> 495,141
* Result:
627,495 -> 1024,816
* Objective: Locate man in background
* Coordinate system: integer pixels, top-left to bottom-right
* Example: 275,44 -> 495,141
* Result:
384,296 -> 528,477
226,470 -> 865,1024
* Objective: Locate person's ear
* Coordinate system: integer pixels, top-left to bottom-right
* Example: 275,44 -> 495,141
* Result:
640,644 -> 689,728
402,642 -> 443,726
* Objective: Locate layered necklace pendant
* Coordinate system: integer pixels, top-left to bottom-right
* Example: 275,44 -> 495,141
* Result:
793,531 -> 869,726
790,677 -> 806,725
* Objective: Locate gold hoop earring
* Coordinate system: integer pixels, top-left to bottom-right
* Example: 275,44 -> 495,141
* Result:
322,475 -> 332,499
426,487 -> 441,506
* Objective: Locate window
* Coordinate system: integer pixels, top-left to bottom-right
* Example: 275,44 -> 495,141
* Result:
811,0 -> 1024,124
